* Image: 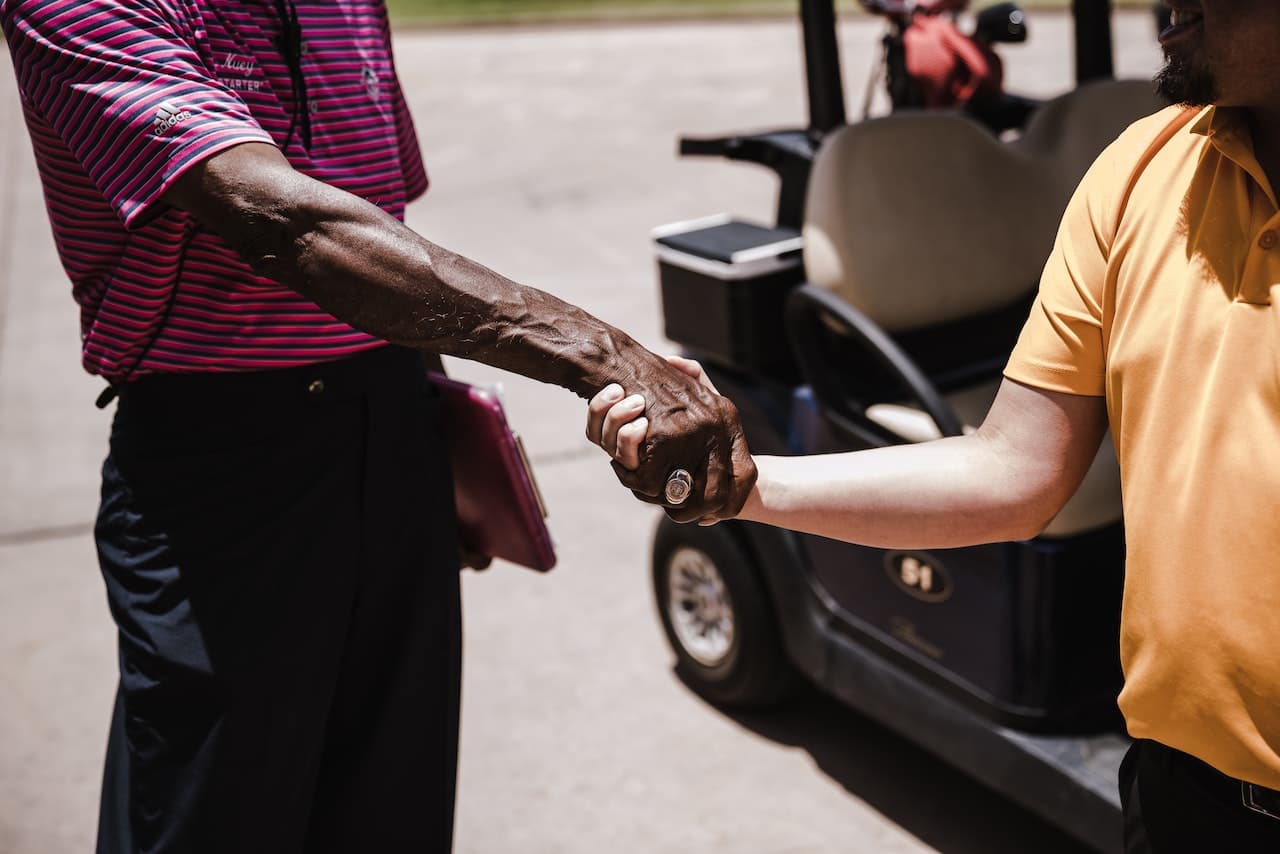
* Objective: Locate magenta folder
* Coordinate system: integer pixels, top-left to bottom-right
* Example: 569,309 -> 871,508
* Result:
430,372 -> 557,573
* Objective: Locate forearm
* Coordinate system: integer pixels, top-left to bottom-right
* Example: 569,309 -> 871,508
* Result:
292,211 -> 650,396
177,147 -> 657,398
739,433 -> 1056,549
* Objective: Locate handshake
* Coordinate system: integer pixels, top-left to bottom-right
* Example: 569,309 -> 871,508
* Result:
583,355 -> 756,524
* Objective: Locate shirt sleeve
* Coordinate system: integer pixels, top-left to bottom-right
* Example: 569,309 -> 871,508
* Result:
3,0 -> 276,230
1003,136 -> 1130,397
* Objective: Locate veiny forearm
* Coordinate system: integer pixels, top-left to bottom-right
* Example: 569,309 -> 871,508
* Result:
177,148 -> 657,398
739,433 -> 1058,549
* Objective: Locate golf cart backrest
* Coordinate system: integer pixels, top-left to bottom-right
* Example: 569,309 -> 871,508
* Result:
1017,78 -> 1162,183
803,79 -> 1163,333
794,79 -> 1162,537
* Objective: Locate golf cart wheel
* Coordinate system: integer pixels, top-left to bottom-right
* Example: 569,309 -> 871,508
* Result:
652,517 -> 792,708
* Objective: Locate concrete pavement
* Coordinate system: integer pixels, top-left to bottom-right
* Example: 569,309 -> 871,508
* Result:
0,12 -> 1162,853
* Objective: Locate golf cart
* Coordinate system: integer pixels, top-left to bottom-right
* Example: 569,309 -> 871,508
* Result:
648,2 -> 1165,851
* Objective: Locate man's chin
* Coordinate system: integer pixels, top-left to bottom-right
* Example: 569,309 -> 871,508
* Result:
1155,55 -> 1219,107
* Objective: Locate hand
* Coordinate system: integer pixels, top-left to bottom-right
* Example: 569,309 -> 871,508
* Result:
586,355 -> 753,524
662,355 -> 720,393
589,355 -> 720,468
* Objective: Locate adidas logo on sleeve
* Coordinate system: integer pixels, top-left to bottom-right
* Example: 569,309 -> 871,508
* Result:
153,101 -> 193,136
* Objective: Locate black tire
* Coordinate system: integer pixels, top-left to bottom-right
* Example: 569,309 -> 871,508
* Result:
651,517 -> 793,708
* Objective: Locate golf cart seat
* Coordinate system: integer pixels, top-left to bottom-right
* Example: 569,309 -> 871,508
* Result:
1017,78 -> 1161,180
803,78 -> 1163,332
795,79 -> 1163,537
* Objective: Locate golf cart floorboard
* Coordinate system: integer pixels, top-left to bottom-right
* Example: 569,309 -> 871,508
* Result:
819,618 -> 1126,853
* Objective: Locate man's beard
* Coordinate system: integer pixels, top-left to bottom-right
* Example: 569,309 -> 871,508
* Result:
1155,51 -> 1220,106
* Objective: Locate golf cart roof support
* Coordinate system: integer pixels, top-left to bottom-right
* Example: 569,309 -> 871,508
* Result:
1072,0 -> 1115,83
800,0 -> 847,136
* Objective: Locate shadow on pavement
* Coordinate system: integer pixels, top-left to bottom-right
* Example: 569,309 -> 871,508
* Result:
717,679 -> 1099,854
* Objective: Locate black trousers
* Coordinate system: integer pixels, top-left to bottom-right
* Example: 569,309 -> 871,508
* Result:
1121,739 -> 1280,853
94,347 -> 462,854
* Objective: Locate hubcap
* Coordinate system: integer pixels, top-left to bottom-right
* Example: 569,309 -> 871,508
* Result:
666,546 -> 736,667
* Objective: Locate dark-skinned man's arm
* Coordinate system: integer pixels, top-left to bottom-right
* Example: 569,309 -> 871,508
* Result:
162,141 -> 755,522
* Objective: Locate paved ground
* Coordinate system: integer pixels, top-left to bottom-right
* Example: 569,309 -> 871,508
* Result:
0,12 -> 1162,854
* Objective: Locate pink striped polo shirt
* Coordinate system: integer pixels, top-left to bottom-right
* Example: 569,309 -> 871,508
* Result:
2,0 -> 428,380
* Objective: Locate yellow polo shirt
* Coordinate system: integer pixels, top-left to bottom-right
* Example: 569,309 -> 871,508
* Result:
1005,104 -> 1280,789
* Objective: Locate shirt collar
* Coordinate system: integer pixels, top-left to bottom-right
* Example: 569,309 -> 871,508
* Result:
1189,105 -> 1246,138
1189,105 -> 1277,208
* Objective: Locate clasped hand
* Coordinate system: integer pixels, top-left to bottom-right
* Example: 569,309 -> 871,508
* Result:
585,356 -> 755,524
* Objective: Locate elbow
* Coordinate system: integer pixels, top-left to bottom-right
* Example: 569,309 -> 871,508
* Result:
973,425 -> 1074,544
999,485 -> 1074,542
980,471 -> 1069,544
169,147 -> 318,281
245,229 -> 312,285
225,190 -> 316,281
1005,509 -> 1056,543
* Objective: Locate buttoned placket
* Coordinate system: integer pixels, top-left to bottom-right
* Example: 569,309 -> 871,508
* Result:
1206,119 -> 1280,306
1240,217 -> 1280,305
